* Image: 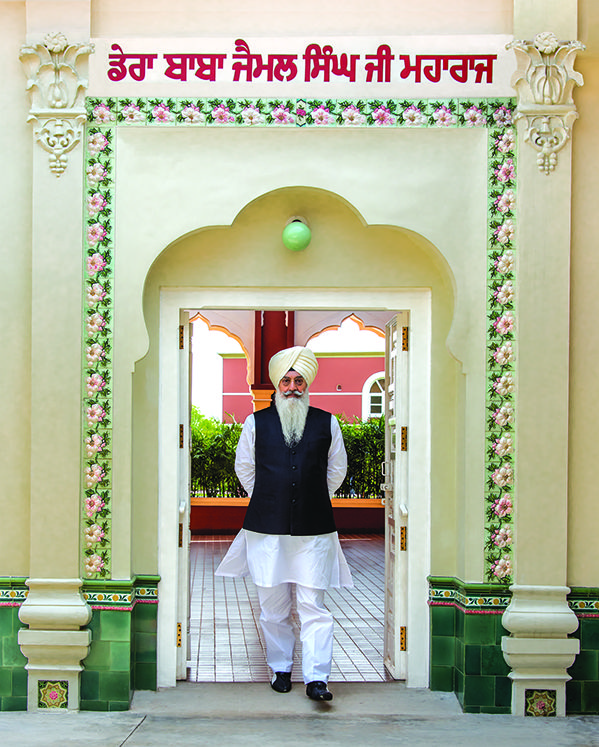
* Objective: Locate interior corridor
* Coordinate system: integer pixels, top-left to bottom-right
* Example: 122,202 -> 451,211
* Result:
187,533 -> 392,683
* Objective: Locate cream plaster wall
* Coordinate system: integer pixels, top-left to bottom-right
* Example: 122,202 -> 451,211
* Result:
110,126 -> 489,577
91,0 -> 512,38
569,45 -> 599,587
5,0 -> 598,591
0,2 -> 32,576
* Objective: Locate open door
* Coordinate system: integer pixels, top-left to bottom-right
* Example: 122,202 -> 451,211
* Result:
176,311 -> 192,679
383,313 -> 409,679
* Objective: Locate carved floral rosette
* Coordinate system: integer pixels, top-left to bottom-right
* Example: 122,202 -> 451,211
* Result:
507,32 -> 584,175
20,32 -> 94,176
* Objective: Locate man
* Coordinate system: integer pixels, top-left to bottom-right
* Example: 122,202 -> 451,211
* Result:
216,346 -> 352,701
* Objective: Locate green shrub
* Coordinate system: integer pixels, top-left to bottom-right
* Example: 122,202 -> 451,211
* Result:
190,406 -> 384,499
191,407 -> 246,497
336,415 -> 384,498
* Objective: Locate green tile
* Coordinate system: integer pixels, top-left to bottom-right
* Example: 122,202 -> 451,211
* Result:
481,645 -> 510,677
99,671 -> 130,703
80,699 -> 109,711
134,632 -> 157,663
431,605 -> 455,637
455,670 -> 464,699
454,638 -> 464,671
580,619 -> 599,651
568,649 -> 598,681
108,700 -> 130,711
431,636 -> 455,667
566,680 -> 582,714
0,669 -> 11,697
81,670 -> 100,701
110,641 -> 132,671
133,663 -> 156,691
464,645 -> 481,675
495,675 -> 512,707
100,611 -> 131,642
86,610 -> 102,637
582,681 -> 599,714
430,665 -> 453,692
1,696 -> 27,711
463,614 -> 495,645
480,705 -> 511,714
463,675 -> 495,707
84,640 -> 111,669
2,637 -> 26,667
133,604 -> 158,633
455,608 -> 464,638
495,617 -> 509,645
0,608 -> 14,637
570,624 -> 582,640
11,666 -> 27,697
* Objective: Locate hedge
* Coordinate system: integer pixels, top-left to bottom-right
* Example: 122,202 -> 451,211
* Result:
190,407 -> 384,499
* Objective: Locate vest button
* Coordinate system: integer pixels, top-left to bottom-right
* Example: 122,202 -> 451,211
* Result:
291,465 -> 297,470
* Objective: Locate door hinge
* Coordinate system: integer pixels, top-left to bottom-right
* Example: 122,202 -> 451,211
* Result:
400,526 -> 407,551
400,426 -> 408,451
402,326 -> 409,351
179,522 -> 183,548
400,626 -> 407,651
176,622 -> 182,647
179,424 -> 184,448
179,325 -> 185,349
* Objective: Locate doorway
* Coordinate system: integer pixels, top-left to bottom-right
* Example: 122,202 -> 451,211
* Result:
187,311 -> 390,683
156,287 -> 431,689
187,534 -> 389,683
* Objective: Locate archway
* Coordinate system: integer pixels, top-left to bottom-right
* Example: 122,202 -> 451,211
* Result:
136,186 -> 457,690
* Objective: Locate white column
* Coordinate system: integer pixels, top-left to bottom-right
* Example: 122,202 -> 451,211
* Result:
18,7 -> 94,710
501,9 -> 582,716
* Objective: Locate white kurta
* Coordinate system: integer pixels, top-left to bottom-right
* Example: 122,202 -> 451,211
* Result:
215,412 -> 353,589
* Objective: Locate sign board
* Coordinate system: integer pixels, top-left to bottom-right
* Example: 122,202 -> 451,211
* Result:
87,35 -> 514,98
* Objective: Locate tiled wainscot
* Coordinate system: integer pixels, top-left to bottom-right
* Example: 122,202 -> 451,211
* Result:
80,576 -> 158,711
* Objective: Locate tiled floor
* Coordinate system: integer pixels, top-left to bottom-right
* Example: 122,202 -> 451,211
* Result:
188,533 -> 393,683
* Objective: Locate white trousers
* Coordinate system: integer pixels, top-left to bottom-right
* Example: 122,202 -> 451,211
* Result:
256,583 -> 334,684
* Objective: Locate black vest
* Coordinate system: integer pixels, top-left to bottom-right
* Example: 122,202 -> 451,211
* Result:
243,404 -> 337,536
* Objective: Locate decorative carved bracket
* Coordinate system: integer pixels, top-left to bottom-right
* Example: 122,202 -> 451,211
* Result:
507,32 -> 585,175
20,32 -> 94,177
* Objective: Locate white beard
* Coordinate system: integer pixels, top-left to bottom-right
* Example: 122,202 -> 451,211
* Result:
275,389 -> 310,447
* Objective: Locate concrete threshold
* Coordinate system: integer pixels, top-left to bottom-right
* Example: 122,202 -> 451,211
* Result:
1,682 -> 598,746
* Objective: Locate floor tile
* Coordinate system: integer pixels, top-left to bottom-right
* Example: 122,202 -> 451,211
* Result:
187,534 -> 392,683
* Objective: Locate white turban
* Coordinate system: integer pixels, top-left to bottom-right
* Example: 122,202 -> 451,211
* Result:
268,346 -> 319,388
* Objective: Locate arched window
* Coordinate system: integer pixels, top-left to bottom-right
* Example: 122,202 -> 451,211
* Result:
361,371 -> 385,421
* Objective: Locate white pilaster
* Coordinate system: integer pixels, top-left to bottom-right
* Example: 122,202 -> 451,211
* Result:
502,18 -> 584,715
502,585 -> 579,717
18,579 -> 92,710
18,4 -> 94,711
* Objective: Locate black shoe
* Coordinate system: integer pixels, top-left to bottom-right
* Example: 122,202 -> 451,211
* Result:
271,671 -> 292,693
306,681 -> 333,701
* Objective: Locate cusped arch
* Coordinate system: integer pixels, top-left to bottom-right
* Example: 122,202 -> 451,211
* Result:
143,185 -> 457,322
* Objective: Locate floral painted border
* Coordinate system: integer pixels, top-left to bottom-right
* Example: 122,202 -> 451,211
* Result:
83,586 -> 158,609
81,96 -> 516,582
0,588 -> 28,605
82,124 -> 115,578
429,583 -> 511,613
86,96 -> 510,129
485,111 -> 516,584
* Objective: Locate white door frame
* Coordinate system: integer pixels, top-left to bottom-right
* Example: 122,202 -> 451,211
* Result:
157,287 -> 431,689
